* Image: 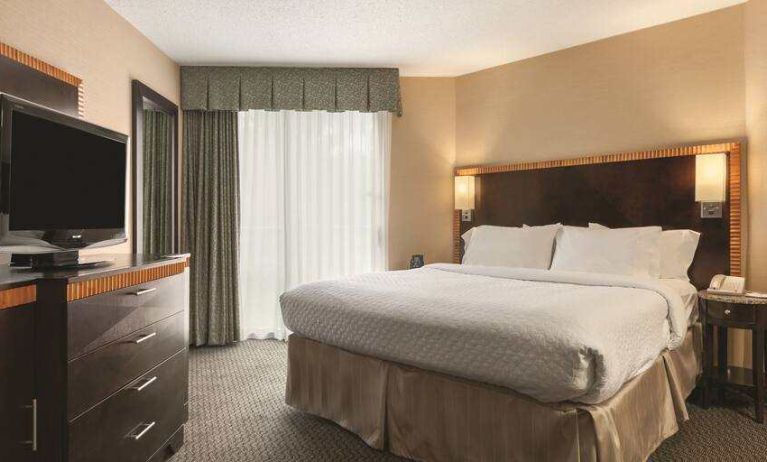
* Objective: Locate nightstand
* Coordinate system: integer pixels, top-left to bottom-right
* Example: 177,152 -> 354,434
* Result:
699,290 -> 767,423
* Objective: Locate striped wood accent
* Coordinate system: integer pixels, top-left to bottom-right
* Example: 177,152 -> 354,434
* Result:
0,42 -> 82,87
77,83 -> 85,118
452,210 -> 462,263
0,285 -> 36,310
452,142 -> 743,275
67,261 -> 186,301
0,42 -> 84,117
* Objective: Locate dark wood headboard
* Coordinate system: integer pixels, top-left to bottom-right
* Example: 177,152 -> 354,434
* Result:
453,142 -> 742,289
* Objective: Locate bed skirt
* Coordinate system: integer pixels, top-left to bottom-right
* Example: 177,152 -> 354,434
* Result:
285,325 -> 701,462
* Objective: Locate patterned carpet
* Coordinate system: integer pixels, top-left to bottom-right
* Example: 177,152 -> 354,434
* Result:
175,340 -> 767,461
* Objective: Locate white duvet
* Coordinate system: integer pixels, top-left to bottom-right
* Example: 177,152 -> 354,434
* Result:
280,264 -> 689,404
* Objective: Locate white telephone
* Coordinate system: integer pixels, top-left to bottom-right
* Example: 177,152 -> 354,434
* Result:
708,274 -> 746,295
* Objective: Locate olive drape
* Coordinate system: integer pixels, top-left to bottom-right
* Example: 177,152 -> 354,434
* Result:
142,110 -> 173,255
182,110 -> 241,346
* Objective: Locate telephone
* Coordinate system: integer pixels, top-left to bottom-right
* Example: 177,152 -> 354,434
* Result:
708,274 -> 746,295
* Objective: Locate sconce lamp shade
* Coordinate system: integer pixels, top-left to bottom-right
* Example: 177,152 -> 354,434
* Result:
695,153 -> 727,202
454,176 -> 475,210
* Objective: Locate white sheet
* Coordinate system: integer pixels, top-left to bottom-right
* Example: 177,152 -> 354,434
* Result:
280,264 -> 687,404
661,278 -> 699,323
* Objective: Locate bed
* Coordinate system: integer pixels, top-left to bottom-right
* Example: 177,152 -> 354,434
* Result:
281,142 -> 742,462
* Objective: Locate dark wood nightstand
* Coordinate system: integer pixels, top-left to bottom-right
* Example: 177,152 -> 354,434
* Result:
699,290 -> 767,423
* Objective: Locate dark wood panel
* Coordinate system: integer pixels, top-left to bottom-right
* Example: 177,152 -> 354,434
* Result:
68,350 -> 187,462
67,312 -> 186,419
0,303 -> 35,461
0,54 -> 79,116
67,273 -> 186,359
459,154 -> 729,289
147,427 -> 185,462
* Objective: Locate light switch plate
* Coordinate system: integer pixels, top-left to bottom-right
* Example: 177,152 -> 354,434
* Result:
701,202 -> 723,219
461,210 -> 473,222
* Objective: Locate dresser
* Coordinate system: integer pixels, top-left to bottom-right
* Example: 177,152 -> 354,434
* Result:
0,254 -> 190,462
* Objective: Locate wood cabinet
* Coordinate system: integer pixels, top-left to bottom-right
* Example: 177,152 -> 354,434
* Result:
0,255 -> 189,462
0,302 -> 36,461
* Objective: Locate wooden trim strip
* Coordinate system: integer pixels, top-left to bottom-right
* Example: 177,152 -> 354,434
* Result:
728,143 -> 742,276
0,42 -> 82,87
453,210 -> 462,264
454,143 -> 740,176
0,285 -> 36,310
67,261 -> 187,301
452,142 -> 742,275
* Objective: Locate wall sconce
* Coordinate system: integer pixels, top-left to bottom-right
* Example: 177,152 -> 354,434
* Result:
695,153 -> 727,218
455,176 -> 475,222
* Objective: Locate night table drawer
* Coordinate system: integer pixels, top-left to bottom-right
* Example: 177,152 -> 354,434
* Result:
706,302 -> 756,325
67,273 -> 185,360
67,311 -> 185,419
68,349 -> 188,462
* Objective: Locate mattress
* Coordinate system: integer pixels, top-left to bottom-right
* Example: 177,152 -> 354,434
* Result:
280,264 -> 689,404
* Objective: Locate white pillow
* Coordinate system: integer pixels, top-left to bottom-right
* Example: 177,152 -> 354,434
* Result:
462,225 -> 560,269
550,226 -> 662,278
461,225 -> 518,248
589,223 -> 700,280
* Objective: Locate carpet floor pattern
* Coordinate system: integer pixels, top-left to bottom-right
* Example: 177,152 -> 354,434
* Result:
174,340 -> 767,461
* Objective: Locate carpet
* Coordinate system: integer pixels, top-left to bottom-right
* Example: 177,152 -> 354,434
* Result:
174,340 -> 767,461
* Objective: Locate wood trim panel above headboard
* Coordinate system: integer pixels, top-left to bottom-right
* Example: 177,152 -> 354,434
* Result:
453,141 -> 742,286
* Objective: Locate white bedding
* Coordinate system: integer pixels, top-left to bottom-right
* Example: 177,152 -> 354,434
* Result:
280,264 -> 689,404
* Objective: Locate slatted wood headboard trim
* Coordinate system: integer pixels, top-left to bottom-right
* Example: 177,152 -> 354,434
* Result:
0,41 -> 84,117
453,141 -> 742,276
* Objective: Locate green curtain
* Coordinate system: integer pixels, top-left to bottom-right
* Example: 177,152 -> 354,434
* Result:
142,110 -> 172,255
183,110 -> 240,346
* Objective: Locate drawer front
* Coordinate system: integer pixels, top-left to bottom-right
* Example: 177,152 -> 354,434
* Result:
68,312 -> 185,419
68,273 -> 186,360
69,349 -> 188,462
707,302 -> 755,325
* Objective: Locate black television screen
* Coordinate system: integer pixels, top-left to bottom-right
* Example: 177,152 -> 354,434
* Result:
0,94 -> 128,249
9,111 -> 127,230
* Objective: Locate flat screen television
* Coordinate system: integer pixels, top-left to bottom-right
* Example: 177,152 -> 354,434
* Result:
0,93 -> 128,250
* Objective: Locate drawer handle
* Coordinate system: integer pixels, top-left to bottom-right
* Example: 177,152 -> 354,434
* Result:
131,287 -> 157,296
129,376 -> 157,392
724,309 -> 732,315
133,332 -> 157,344
21,398 -> 37,451
127,421 -> 156,441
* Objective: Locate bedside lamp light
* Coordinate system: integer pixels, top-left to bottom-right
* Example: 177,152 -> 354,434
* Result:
455,176 -> 475,222
695,153 -> 727,218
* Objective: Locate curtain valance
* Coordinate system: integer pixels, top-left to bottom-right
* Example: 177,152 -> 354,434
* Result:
181,66 -> 402,115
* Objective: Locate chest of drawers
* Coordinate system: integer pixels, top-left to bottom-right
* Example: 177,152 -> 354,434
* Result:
0,255 -> 189,462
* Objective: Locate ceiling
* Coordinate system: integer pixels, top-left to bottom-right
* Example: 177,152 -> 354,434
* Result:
106,0 -> 745,77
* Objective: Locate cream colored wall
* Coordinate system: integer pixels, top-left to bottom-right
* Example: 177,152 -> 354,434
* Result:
746,0 -> 767,290
0,0 -> 180,254
456,5 -> 746,167
389,77 -> 456,269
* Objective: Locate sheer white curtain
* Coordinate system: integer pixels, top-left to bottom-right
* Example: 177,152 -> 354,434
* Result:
238,110 -> 391,340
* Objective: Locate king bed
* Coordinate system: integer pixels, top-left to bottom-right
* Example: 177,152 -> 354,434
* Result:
280,142 -> 742,461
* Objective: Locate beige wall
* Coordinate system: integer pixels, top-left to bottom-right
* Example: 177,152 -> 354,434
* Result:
389,77 -> 456,269
0,0 -> 180,253
746,0 -> 767,290
456,5 -> 746,167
